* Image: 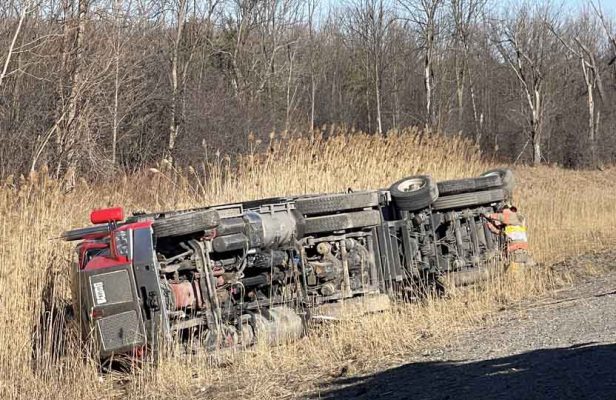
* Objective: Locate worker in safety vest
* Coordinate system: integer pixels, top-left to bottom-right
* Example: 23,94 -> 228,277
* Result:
485,204 -> 534,270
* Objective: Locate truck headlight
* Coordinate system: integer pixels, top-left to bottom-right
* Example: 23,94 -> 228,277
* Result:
113,229 -> 132,259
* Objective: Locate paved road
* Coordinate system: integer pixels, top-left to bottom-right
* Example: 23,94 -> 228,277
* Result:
315,267 -> 616,400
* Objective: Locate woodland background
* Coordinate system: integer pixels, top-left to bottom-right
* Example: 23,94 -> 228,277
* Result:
0,0 -> 615,178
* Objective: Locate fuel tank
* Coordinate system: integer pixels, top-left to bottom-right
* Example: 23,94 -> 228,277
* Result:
243,204 -> 301,248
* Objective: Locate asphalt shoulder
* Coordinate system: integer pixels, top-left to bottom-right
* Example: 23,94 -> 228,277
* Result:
313,269 -> 616,400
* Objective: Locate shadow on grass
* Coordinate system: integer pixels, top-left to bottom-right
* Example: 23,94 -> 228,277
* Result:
314,343 -> 616,400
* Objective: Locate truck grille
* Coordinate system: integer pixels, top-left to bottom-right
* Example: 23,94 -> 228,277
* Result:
97,310 -> 143,352
89,270 -> 133,306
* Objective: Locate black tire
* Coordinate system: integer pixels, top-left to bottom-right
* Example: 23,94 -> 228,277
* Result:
153,209 -> 220,238
389,175 -> 438,211
295,191 -> 380,216
480,168 -> 515,196
304,210 -> 381,234
437,175 -> 502,196
432,189 -> 506,211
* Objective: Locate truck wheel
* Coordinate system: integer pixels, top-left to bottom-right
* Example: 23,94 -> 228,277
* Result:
389,175 -> 438,211
432,189 -> 506,211
304,210 -> 381,234
437,174 -> 502,196
295,191 -> 380,216
153,210 -> 220,238
480,168 -> 514,197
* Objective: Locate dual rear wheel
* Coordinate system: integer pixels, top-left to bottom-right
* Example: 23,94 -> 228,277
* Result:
389,168 -> 514,211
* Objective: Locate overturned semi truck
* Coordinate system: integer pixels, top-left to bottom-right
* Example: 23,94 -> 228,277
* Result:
62,169 -> 514,360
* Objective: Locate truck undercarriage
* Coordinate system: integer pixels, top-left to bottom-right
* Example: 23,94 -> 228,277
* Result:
63,169 -> 515,360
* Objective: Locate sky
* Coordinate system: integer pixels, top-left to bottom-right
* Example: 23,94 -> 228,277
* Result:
310,0 -> 616,34
319,0 -> 616,14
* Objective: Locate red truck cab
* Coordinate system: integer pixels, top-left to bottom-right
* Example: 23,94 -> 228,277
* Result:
69,207 -> 165,359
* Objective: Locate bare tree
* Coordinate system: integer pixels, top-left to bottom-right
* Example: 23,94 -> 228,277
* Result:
549,10 -> 605,166
54,0 -> 90,179
449,0 -> 485,141
491,2 -> 559,165
345,0 -> 395,135
590,0 -> 616,63
166,0 -> 188,164
307,0 -> 319,131
224,0 -> 258,100
0,1 -> 30,88
109,0 -> 125,167
256,0 -> 303,130
399,0 -> 443,130
166,0 -> 220,164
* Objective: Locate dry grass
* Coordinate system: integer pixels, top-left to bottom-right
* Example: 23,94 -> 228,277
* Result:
1,127 -> 615,399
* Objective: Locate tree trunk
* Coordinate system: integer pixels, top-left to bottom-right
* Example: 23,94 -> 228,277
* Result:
587,78 -> 595,165
308,0 -> 316,132
111,0 -> 123,167
285,47 -> 295,131
112,58 -> 119,167
0,4 -> 27,88
62,0 -> 88,179
310,75 -> 315,132
374,59 -> 383,135
424,47 -> 434,129
455,52 -> 464,130
532,129 -> 541,166
167,0 -> 187,164
531,90 -> 541,166
392,62 -> 399,129
365,53 -> 371,132
468,69 -> 481,144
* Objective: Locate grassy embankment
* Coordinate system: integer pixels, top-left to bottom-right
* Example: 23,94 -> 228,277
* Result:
1,127 -> 615,399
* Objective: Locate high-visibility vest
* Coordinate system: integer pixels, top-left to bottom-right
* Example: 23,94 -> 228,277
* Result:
504,224 -> 529,251
487,209 -> 529,252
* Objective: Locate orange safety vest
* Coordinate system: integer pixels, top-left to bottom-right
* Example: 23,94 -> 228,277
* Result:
487,209 -> 529,252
